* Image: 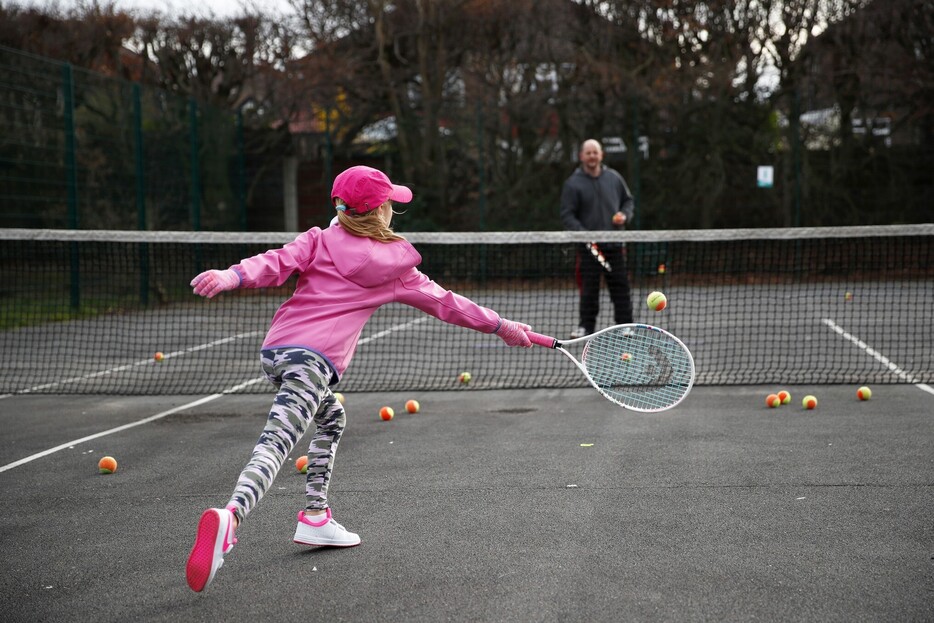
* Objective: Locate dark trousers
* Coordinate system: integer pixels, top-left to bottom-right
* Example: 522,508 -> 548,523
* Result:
575,243 -> 633,332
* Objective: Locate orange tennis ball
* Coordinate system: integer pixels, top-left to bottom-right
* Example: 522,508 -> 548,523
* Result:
379,406 -> 394,421
766,393 -> 781,408
153,351 -> 164,362
405,399 -> 420,413
98,456 -> 117,474
295,455 -> 309,473
458,371 -> 472,384
646,291 -> 667,311
777,390 -> 791,405
857,386 -> 872,401
620,353 -> 632,363
612,212 -> 625,226
657,263 -> 666,274
802,395 -> 818,410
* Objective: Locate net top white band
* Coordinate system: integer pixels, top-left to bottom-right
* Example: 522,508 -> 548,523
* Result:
1,224 -> 932,245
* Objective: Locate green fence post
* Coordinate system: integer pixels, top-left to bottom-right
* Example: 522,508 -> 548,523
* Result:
63,63 -> 79,310
189,98 -> 202,231
237,109 -> 247,231
133,83 -> 149,305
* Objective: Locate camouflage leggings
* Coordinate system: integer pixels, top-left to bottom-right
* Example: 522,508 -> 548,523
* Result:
226,347 -> 346,525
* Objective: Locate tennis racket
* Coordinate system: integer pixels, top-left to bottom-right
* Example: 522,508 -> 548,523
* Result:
585,242 -> 612,272
527,324 -> 695,412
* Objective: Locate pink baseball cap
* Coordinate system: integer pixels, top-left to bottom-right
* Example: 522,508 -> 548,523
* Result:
331,166 -> 413,215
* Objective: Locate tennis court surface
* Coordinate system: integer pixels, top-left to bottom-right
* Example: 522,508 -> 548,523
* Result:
1,384 -> 932,622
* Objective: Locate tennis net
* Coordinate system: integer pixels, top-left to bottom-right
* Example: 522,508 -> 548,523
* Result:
1,225 -> 931,395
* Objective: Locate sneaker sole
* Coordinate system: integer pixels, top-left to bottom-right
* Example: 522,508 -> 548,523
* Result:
186,510 -> 228,592
293,528 -> 361,548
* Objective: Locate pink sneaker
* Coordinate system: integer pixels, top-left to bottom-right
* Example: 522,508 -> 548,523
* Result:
186,508 -> 237,592
293,509 -> 361,547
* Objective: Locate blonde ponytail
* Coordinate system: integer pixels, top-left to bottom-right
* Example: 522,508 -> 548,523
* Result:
334,200 -> 406,243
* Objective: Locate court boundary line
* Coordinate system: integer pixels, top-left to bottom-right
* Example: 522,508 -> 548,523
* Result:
0,318 -> 429,472
0,330 -> 265,399
822,318 -> 934,397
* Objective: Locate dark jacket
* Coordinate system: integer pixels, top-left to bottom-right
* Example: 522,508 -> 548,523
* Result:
560,165 -> 635,231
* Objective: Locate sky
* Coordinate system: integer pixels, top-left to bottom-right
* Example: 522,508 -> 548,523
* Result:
17,0 -> 297,19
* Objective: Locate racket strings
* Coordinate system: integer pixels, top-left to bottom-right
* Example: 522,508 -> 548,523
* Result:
581,326 -> 694,411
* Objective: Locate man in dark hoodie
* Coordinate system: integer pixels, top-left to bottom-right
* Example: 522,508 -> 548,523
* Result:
559,139 -> 635,338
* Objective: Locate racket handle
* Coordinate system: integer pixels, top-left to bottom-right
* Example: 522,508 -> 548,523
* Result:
526,331 -> 558,349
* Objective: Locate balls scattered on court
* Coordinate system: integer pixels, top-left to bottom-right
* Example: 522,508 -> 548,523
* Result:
334,392 -> 345,405
405,399 -> 420,413
857,386 -> 872,401
295,455 -> 308,473
802,395 -> 818,410
458,371 -> 472,385
153,352 -> 164,362
766,393 -> 781,408
98,456 -> 117,474
646,291 -> 667,311
658,264 -> 666,274
379,406 -> 394,421
777,390 -> 791,405
620,353 -> 632,363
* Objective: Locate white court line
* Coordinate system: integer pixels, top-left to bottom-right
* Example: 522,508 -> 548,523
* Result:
822,318 -> 934,397
0,331 -> 264,399
0,377 -> 267,474
0,317 -> 429,472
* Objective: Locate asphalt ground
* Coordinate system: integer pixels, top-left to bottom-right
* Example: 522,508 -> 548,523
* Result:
1,384 -> 932,622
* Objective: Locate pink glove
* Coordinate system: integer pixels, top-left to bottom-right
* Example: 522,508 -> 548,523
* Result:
191,269 -> 240,298
495,319 -> 532,348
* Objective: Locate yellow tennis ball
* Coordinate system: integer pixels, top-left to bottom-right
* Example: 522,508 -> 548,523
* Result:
458,371 -> 472,384
379,406 -> 394,421
857,386 -> 872,401
657,263 -> 666,274
98,456 -> 117,474
405,399 -> 420,413
844,291 -> 853,302
153,351 -> 164,362
766,393 -> 781,408
777,390 -> 791,405
646,291 -> 667,311
802,395 -> 818,410
334,392 -> 345,405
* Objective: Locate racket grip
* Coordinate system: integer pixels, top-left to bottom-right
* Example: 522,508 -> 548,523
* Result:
526,331 -> 558,349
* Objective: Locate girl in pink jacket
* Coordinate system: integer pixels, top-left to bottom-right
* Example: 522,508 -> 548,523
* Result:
185,165 -> 532,592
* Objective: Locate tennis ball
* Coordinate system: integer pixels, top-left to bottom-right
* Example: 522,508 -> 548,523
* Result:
646,291 -> 667,311
379,406 -> 394,421
844,291 -> 853,302
620,353 -> 632,363
657,264 -> 666,274
458,371 -> 472,384
98,456 -> 117,474
802,395 -> 818,410
857,386 -> 872,401
777,390 -> 791,405
334,392 -> 345,405
766,393 -> 781,408
405,399 -> 420,413
295,455 -> 308,473
153,352 -> 164,362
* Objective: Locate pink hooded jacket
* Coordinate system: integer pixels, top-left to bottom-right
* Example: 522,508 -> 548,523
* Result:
231,224 -> 501,384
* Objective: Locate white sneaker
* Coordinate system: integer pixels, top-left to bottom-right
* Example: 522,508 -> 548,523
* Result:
293,509 -> 361,547
186,507 -> 237,592
570,326 -> 588,339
